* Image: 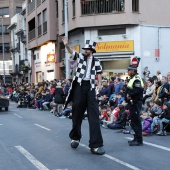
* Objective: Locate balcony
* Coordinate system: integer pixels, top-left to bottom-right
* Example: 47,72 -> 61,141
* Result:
81,0 -> 125,15
28,29 -> 35,41
19,60 -> 31,72
9,64 -> 21,75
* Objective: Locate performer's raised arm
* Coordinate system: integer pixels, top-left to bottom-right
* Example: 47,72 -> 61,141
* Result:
62,36 -> 73,56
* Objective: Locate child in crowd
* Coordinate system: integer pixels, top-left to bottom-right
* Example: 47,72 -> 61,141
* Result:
107,104 -> 127,129
141,112 -> 153,136
59,103 -> 72,118
117,92 -> 125,105
143,101 -> 151,112
42,90 -> 52,110
150,100 -> 163,132
156,102 -> 170,136
99,106 -> 110,124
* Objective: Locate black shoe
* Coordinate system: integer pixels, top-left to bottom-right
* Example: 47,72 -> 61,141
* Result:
90,146 -> 105,155
70,140 -> 79,149
128,139 -> 136,144
129,141 -> 143,146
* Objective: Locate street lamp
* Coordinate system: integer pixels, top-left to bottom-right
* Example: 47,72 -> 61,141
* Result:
0,15 -> 9,84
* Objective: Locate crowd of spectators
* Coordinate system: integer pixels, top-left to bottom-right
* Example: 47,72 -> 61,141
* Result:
0,69 -> 170,136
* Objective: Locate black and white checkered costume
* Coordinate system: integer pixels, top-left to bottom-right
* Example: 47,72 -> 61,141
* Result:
82,40 -> 97,52
64,51 -> 102,108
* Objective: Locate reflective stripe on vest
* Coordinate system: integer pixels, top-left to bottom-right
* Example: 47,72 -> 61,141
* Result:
127,75 -> 144,89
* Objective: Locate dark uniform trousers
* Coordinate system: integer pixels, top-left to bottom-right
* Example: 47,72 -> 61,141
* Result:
128,101 -> 143,142
69,80 -> 103,148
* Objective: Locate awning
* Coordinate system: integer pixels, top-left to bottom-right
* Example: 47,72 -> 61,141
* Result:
94,52 -> 133,61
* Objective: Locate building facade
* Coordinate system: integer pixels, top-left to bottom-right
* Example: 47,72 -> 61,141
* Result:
0,0 -> 25,83
26,0 -> 60,83
8,1 -> 31,83
57,0 -> 170,79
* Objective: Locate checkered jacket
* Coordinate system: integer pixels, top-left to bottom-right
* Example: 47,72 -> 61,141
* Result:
64,52 -> 102,108
72,52 -> 102,89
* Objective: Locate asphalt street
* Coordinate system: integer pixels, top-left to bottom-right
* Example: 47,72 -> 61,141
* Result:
0,102 -> 170,170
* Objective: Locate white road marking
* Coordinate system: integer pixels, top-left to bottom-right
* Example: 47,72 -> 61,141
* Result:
0,124 -> 3,125
13,114 -> 22,118
15,146 -> 49,170
35,124 -> 51,131
79,143 -> 141,170
125,137 -> 170,152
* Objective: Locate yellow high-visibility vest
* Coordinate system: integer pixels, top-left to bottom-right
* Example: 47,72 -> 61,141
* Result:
127,75 -> 144,89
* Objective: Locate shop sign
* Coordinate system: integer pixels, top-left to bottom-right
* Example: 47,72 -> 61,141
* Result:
47,54 -> 55,62
71,45 -> 80,53
96,41 -> 134,53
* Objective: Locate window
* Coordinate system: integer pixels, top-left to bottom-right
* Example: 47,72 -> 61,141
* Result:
0,43 -> 10,53
37,53 -> 39,59
56,0 -> 58,18
38,13 -> 42,36
0,25 -> 9,34
43,9 -> 47,33
25,48 -> 28,59
0,7 -> 9,16
72,0 -> 75,18
98,27 -> 126,36
62,0 -> 65,23
132,0 -> 139,12
28,18 -> 36,41
16,7 -> 22,13
28,0 -> 35,14
37,0 -> 41,6
81,0 -> 124,15
62,0 -> 68,23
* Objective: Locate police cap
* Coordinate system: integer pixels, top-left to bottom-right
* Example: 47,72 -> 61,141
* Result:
127,65 -> 138,71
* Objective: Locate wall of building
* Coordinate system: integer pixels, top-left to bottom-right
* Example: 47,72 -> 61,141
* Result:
58,0 -> 170,35
140,26 -> 170,77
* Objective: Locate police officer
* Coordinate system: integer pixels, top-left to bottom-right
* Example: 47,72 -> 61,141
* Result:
125,65 -> 144,146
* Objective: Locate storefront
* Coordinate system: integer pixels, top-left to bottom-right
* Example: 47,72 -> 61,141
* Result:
94,40 -> 134,79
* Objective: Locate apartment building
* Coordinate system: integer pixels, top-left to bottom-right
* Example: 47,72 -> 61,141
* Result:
57,0 -> 170,78
26,0 -> 59,83
8,1 -> 31,83
0,0 -> 25,83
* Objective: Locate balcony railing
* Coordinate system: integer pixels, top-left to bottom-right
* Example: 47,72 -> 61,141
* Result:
81,0 -> 124,15
28,29 -> 35,41
38,25 -> 42,36
28,0 -> 35,14
43,21 -> 47,33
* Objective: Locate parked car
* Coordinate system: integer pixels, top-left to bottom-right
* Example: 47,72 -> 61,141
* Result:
0,96 -> 9,111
